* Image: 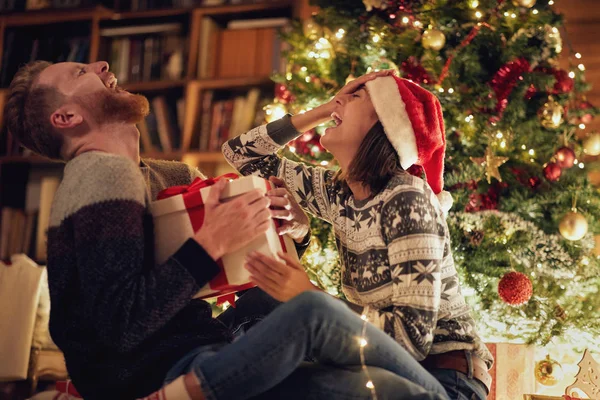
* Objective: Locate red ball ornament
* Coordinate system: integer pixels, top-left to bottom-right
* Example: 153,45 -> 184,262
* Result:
543,162 -> 562,182
581,113 -> 593,124
275,83 -> 294,104
498,271 -> 533,305
554,147 -> 576,169
552,69 -> 574,94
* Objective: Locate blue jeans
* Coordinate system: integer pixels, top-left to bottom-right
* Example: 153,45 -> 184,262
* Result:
164,291 -> 449,400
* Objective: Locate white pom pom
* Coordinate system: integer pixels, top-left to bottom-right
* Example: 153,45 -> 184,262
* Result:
436,190 -> 453,215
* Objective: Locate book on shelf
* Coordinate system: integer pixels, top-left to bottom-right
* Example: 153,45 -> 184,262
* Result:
1,32 -> 89,88
0,163 -> 60,262
137,95 -> 184,153
227,18 -> 290,30
125,0 -> 199,12
102,24 -> 184,84
197,17 -> 289,80
195,87 -> 261,152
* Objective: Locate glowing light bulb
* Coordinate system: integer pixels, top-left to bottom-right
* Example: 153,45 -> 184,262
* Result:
579,123 -> 586,129
335,29 -> 345,39
496,132 -> 503,139
548,0 -> 554,5
359,338 -> 368,347
475,11 -> 483,19
366,381 -> 374,389
320,160 -> 329,166
361,314 -> 368,321
305,76 -> 311,83
568,71 -> 575,79
575,53 -> 582,59
438,87 -> 444,93
448,88 -> 454,94
521,145 -> 527,150
578,64 -> 585,71
470,0 -> 479,8
579,162 -> 585,168
528,149 -> 535,156
289,146 -> 296,153
402,16 -> 409,24
532,9 -> 539,14
372,34 -> 381,43
511,13 -> 517,18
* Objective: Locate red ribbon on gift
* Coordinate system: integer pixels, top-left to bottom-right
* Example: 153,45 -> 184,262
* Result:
54,380 -> 82,399
157,174 -> 291,307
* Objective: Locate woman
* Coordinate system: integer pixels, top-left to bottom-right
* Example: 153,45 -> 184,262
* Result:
223,71 -> 493,400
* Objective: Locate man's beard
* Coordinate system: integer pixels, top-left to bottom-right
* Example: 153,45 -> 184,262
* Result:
77,89 -> 150,125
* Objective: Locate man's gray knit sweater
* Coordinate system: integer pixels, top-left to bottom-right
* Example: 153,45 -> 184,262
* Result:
47,152 -> 230,400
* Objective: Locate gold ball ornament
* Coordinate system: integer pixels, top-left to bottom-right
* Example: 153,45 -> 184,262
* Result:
535,355 -> 564,386
559,211 -> 588,241
583,132 -> 600,156
539,97 -> 564,129
512,0 -> 537,8
422,29 -> 446,51
302,18 -> 323,41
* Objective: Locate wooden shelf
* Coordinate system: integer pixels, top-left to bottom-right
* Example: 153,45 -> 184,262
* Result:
197,1 -> 294,16
0,152 -> 227,164
111,7 -> 194,20
191,76 -> 274,90
1,5 -> 112,27
0,1 -> 292,27
121,79 -> 187,92
0,155 -> 63,165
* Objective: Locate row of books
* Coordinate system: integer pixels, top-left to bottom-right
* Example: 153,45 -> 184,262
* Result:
1,34 -> 89,87
0,165 -> 60,262
197,17 -> 289,79
101,24 -> 185,84
137,96 -> 185,153
0,0 -> 96,12
193,88 -> 261,151
117,0 -> 277,11
117,0 -> 198,11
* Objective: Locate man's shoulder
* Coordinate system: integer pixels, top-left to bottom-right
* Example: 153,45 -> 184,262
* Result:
142,158 -> 206,183
50,152 -> 147,227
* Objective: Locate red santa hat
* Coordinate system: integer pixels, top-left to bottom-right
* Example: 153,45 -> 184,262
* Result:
365,75 -> 453,213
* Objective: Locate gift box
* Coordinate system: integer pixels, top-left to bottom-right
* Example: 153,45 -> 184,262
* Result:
486,343 -> 536,400
151,174 -> 299,301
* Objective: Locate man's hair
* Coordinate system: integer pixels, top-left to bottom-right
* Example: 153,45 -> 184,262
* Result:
4,61 -> 65,160
339,121 -> 404,194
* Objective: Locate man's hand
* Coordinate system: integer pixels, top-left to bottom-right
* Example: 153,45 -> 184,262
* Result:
267,176 -> 309,243
244,251 -> 317,302
194,179 -> 271,260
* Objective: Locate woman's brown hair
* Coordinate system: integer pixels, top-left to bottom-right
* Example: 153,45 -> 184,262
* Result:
338,121 -> 404,194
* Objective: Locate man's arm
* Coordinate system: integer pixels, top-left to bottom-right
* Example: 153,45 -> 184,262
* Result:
51,155 -> 220,353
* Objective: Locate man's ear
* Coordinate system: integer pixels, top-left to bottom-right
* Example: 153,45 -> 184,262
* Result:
50,105 -> 84,130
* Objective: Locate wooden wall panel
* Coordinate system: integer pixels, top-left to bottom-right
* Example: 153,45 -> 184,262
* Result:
557,2 -> 600,133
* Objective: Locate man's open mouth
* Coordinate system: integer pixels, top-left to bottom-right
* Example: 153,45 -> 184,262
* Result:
331,112 -> 343,126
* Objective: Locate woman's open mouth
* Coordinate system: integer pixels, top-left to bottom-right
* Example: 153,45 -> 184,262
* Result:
331,112 -> 343,126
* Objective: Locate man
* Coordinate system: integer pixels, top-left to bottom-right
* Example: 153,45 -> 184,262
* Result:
4,61 -> 309,399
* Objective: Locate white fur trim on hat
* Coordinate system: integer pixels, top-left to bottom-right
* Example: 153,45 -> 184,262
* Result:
365,76 -> 418,170
436,190 -> 454,215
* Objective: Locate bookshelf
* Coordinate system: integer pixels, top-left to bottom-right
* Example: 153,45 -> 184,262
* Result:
0,0 -> 305,265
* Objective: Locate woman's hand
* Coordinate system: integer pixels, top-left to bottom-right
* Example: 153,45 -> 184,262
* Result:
244,251 -> 317,302
267,176 -> 310,243
290,70 -> 395,133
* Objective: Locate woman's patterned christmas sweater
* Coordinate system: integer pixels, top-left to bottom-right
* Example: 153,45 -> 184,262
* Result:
223,115 -> 493,366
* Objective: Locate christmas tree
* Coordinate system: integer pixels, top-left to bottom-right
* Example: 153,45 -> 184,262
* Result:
266,0 -> 600,349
